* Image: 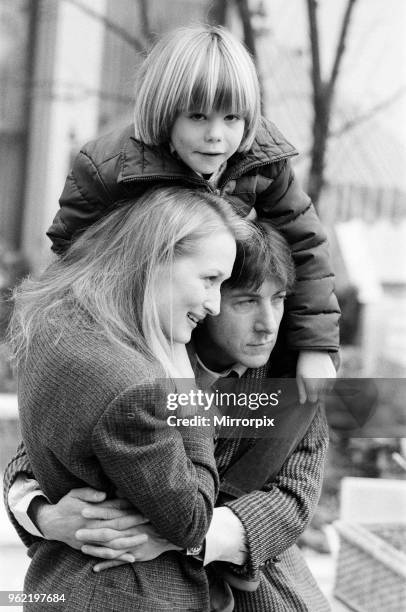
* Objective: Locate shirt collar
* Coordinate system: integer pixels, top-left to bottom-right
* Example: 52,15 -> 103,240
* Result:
194,352 -> 247,391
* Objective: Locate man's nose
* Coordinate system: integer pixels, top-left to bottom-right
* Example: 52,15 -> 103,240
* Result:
205,118 -> 223,142
254,305 -> 277,334
203,287 -> 221,316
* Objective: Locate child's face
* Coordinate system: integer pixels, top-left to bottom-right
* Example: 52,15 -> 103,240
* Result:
170,111 -> 245,176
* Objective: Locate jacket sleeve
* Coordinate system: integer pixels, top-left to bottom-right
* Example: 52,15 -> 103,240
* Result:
255,159 -> 340,352
223,407 -> 329,578
92,382 -> 219,550
46,148 -> 120,254
2,441 -> 40,548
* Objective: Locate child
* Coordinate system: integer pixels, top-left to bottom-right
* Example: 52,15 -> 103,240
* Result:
48,25 -> 339,400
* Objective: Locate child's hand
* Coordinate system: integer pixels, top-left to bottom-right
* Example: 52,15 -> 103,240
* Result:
296,350 -> 336,404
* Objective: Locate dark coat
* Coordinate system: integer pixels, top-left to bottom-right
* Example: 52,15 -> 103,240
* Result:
47,118 -> 340,354
11,313 -> 218,611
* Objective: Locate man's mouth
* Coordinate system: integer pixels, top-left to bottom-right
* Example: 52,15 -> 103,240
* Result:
247,341 -> 274,349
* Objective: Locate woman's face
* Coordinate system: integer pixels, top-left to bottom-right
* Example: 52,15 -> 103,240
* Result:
155,230 -> 236,344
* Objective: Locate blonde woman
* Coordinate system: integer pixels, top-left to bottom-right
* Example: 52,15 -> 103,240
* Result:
9,187 -> 248,611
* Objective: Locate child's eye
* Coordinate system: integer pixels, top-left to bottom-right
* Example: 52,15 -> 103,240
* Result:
189,113 -> 206,121
224,114 -> 242,122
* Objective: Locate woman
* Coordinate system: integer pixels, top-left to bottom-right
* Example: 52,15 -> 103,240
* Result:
9,186 -> 248,611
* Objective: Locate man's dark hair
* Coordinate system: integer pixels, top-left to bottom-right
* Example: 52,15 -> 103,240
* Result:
224,221 -> 295,292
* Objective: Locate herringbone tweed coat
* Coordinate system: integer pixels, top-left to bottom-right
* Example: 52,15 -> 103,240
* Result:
6,313 -> 218,611
4,345 -> 330,610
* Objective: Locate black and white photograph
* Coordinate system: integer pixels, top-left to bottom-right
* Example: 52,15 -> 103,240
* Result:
0,1 -> 405,610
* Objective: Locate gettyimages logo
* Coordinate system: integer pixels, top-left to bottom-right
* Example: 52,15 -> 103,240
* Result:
166,388 -> 281,412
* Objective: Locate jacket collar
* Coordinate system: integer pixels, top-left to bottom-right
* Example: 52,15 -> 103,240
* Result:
118,117 -> 298,184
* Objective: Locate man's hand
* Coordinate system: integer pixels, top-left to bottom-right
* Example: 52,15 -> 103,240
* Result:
76,522 -> 182,572
31,488 -> 146,563
296,350 -> 336,404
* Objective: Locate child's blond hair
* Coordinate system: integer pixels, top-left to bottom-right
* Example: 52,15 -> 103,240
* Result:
134,25 -> 261,152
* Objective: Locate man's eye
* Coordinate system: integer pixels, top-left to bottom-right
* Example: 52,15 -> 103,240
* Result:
236,299 -> 255,306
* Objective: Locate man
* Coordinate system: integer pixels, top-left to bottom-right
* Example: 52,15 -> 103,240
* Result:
4,222 -> 331,611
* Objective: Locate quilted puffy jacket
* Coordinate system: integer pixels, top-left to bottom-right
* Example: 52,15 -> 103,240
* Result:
47,117 -> 340,352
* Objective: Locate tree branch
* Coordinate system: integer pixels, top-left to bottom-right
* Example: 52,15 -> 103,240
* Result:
331,87 -> 406,138
60,0 -> 146,53
326,0 -> 358,104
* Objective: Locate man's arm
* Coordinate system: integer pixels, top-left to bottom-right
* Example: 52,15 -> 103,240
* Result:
221,407 -> 329,578
6,382 -> 219,555
3,442 -> 41,548
7,408 -> 327,577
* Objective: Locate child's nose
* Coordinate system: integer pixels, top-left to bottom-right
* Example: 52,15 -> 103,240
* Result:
205,119 -> 223,142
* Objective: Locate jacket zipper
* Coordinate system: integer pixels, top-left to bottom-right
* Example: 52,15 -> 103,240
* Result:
218,153 -> 295,189
120,151 -> 296,192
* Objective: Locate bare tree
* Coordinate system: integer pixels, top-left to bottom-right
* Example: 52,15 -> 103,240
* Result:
306,0 -> 358,207
60,0 -> 147,52
63,0 -> 401,211
234,0 -> 258,62
208,0 -> 228,26
209,0 -> 258,62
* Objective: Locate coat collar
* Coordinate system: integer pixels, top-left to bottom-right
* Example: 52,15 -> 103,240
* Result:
117,117 -> 298,184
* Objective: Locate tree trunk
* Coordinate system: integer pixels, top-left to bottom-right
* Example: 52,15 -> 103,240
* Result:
306,0 -> 358,209
235,0 -> 257,62
208,0 -> 228,26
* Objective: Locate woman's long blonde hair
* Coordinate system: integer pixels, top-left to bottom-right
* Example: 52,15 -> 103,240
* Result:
10,187 -> 248,376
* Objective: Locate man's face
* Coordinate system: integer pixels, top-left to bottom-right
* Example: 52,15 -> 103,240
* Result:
198,278 -> 286,370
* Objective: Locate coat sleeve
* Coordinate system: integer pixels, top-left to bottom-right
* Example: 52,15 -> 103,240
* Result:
255,159 -> 340,352
2,441 -> 40,548
46,149 -> 118,254
222,407 -> 329,578
92,382 -> 219,550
